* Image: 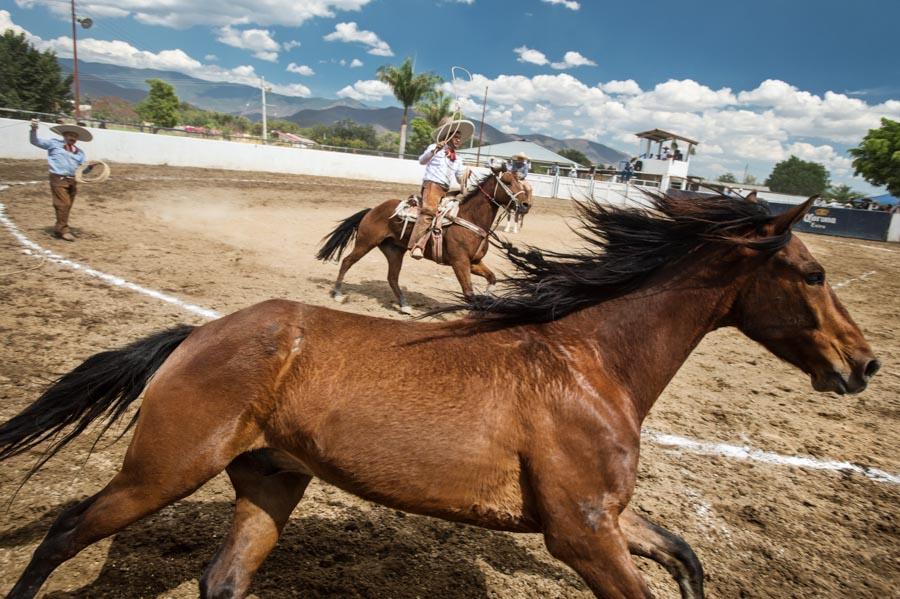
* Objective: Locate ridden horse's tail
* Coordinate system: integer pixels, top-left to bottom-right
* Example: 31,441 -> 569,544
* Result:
315,208 -> 371,261
0,324 -> 195,477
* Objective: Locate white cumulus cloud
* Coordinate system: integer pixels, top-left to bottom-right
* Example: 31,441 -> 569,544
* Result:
287,63 -> 315,76
550,51 -> 596,70
216,25 -> 282,62
13,0 -> 374,29
336,79 -> 393,101
542,0 -> 580,10
514,46 -> 549,66
324,22 -> 393,56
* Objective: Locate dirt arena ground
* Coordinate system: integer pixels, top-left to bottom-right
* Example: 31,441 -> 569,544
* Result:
0,160 -> 897,599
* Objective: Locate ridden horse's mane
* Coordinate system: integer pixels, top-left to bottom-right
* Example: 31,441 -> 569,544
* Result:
458,172 -> 501,205
450,192 -> 792,326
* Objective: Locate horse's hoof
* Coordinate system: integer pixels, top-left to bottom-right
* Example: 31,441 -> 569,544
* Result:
399,304 -> 414,315
333,294 -> 347,304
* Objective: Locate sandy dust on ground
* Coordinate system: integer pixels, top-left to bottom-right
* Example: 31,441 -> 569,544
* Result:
0,160 -> 897,598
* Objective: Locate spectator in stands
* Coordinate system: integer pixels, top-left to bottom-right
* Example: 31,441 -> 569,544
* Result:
661,146 -> 672,160
29,121 -> 91,242
568,164 -> 578,177
511,153 -> 531,179
549,163 -> 560,177
411,118 -> 474,259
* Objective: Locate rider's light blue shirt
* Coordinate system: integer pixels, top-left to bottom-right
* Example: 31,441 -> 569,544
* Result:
30,131 -> 86,177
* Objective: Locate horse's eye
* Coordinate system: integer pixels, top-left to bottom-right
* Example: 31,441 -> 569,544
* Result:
804,272 -> 825,286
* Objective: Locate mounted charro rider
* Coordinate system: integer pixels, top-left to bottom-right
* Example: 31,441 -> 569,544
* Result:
410,117 -> 475,259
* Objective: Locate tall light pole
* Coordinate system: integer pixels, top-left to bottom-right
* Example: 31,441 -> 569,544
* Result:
70,0 -> 92,119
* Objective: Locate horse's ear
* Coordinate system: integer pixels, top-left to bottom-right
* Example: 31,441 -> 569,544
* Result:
745,191 -> 758,203
771,195 -> 818,234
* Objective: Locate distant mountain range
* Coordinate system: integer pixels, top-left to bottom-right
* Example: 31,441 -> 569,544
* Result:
62,59 -> 629,165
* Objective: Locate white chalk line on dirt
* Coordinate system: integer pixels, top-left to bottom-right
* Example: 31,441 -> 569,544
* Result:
1,182 -> 897,486
833,271 -> 877,288
643,431 -> 900,485
814,236 -> 899,254
0,184 -> 221,320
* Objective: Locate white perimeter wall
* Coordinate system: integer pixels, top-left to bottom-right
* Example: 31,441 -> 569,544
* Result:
3,118 -> 897,241
0,118 -> 425,185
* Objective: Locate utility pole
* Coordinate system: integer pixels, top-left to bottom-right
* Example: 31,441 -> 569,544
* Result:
71,0 -> 81,118
260,77 -> 271,144
475,86 -> 488,164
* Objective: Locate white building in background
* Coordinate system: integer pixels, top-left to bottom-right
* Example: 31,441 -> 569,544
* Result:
631,129 -> 699,191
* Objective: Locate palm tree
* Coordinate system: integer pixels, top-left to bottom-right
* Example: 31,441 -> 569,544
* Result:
377,57 -> 441,157
415,89 -> 454,128
825,184 -> 863,203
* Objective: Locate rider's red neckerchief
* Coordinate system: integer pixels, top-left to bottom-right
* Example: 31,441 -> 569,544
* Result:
445,147 -> 457,162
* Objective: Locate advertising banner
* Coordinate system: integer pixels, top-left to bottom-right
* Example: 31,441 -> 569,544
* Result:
767,203 -> 892,242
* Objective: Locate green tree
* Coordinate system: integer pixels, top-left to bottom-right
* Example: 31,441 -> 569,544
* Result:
764,155 -> 830,196
91,96 -> 138,123
824,184 -> 863,203
743,173 -> 758,185
415,89 -> 454,128
557,148 -> 591,167
300,120 -> 380,150
849,118 -> 900,196
0,30 -> 73,113
406,117 -> 434,156
717,173 -> 738,183
376,57 -> 441,157
137,79 -> 180,129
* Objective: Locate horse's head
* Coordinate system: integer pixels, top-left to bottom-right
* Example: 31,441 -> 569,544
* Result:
728,197 -> 880,394
490,168 -> 532,212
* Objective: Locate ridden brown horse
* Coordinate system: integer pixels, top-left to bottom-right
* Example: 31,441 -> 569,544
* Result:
316,167 -> 530,313
0,193 -> 879,599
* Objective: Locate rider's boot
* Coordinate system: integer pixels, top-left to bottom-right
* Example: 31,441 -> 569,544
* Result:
409,212 -> 434,259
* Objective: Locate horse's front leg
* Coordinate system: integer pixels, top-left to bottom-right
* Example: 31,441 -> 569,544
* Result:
620,508 -> 705,599
528,435 -> 651,598
470,261 -> 497,295
448,256 -> 476,297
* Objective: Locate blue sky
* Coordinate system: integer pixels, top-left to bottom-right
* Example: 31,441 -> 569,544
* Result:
3,0 -> 899,194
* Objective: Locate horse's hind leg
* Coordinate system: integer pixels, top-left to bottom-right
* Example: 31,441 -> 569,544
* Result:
8,455 -> 230,599
620,508 -> 705,599
200,450 -> 312,599
332,238 -> 379,304
378,241 -> 412,314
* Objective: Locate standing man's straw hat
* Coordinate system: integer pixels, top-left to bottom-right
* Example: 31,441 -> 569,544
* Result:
50,124 -> 93,142
431,118 -> 475,145
512,152 -> 529,161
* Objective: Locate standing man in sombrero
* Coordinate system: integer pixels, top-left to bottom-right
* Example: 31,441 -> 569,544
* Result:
410,117 -> 474,259
30,121 -> 92,241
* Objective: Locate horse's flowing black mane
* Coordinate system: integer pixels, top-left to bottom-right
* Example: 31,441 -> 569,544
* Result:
446,192 -> 789,326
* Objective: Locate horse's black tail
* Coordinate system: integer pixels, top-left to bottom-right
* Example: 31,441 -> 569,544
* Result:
0,324 -> 195,475
315,208 -> 371,261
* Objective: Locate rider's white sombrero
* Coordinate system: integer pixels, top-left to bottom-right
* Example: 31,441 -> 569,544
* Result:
75,160 -> 111,183
51,124 -> 93,142
431,119 -> 475,144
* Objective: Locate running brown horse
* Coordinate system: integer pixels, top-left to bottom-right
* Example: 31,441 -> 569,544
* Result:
316,167 -> 530,314
0,193 -> 879,599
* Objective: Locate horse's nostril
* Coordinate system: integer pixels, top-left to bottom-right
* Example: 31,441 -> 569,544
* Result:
864,358 -> 881,379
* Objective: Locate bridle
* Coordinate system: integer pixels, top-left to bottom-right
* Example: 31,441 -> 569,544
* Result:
474,173 -> 529,220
